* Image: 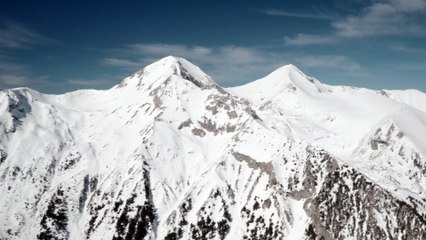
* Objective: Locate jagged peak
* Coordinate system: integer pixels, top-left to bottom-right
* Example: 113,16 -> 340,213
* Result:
117,56 -> 217,89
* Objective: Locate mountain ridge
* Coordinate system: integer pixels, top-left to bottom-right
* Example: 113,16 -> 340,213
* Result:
0,56 -> 425,239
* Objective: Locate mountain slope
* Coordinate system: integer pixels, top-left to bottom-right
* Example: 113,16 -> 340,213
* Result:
0,56 -> 425,239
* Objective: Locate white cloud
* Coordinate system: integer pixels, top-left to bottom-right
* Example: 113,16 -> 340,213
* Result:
391,0 -> 426,12
0,21 -> 49,49
68,79 -> 110,86
390,43 -> 426,54
103,58 -> 141,68
0,60 -> 27,72
0,74 -> 28,87
0,21 -> 52,89
393,63 -> 426,71
295,55 -> 361,71
333,0 -> 426,38
0,55 -> 30,88
104,43 -> 363,85
260,9 -> 335,20
284,0 -> 426,45
126,44 -> 266,63
104,44 -> 284,84
284,34 -> 338,45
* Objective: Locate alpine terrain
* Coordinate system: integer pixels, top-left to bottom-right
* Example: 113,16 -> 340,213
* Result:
0,56 -> 425,240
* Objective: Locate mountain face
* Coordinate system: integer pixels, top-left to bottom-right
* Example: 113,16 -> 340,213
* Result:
0,56 -> 425,240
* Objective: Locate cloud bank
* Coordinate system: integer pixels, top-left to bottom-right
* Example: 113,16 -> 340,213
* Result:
284,0 -> 426,45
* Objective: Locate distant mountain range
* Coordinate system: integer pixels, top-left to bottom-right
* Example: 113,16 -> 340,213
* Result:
1,56 -> 425,239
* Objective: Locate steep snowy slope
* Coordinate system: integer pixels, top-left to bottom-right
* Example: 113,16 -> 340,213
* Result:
227,65 -> 426,159
229,64 -> 426,217
0,56 -> 425,240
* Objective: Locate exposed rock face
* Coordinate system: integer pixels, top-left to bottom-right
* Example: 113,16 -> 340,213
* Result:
0,56 -> 425,239
306,167 -> 426,240
38,187 -> 69,240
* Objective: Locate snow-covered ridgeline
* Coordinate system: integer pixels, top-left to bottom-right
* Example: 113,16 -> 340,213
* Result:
0,56 -> 425,239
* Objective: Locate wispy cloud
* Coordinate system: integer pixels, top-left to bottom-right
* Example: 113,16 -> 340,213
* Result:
295,55 -> 361,71
0,74 -> 29,87
103,43 -> 363,85
393,63 -> 426,72
0,21 -> 50,49
68,79 -> 111,86
0,20 -> 53,89
259,9 -> 335,20
284,0 -> 426,45
284,34 -> 338,46
390,43 -> 426,54
104,43 -> 288,84
332,0 -> 426,38
115,43 -> 273,65
103,58 -> 141,69
0,55 -> 31,88
0,59 -> 27,72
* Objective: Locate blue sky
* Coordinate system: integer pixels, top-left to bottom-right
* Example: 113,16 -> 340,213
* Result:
0,0 -> 425,93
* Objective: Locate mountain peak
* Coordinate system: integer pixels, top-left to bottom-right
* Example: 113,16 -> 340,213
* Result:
227,63 -> 328,104
263,63 -> 330,94
267,64 -> 312,84
145,55 -> 185,70
117,56 -> 217,89
275,63 -> 302,73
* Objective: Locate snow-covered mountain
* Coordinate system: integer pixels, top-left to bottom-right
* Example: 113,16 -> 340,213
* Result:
0,56 -> 425,239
